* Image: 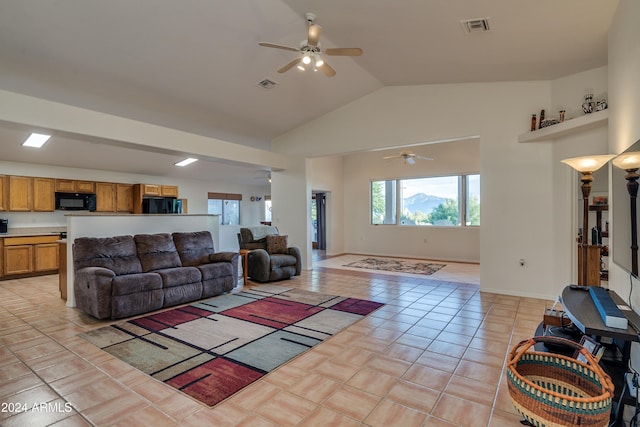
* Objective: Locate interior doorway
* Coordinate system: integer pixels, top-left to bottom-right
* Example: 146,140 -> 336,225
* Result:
312,192 -> 326,250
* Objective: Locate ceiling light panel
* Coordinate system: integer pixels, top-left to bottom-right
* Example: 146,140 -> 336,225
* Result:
175,158 -> 198,167
22,133 -> 51,148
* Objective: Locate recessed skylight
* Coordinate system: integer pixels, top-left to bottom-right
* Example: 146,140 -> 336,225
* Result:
22,133 -> 51,148
174,158 -> 198,167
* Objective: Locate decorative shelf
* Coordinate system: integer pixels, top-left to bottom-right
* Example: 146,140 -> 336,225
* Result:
518,109 -> 608,143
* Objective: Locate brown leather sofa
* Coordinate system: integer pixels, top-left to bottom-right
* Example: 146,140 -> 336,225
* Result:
73,231 -> 238,320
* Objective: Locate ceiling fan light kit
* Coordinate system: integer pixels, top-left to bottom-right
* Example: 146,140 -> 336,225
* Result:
383,151 -> 434,165
259,13 -> 362,77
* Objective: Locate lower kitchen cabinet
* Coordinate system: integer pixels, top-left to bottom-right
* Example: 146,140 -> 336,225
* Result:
1,235 -> 60,278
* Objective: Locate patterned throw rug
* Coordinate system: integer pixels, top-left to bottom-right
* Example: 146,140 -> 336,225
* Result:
343,257 -> 445,275
79,284 -> 383,407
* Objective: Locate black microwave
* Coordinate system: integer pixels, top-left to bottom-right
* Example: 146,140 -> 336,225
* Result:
55,192 -> 97,211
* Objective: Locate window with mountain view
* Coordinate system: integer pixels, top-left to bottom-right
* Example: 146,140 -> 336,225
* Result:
371,180 -> 397,224
370,174 -> 479,227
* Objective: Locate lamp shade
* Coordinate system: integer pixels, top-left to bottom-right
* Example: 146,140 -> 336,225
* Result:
561,154 -> 615,172
613,152 -> 640,170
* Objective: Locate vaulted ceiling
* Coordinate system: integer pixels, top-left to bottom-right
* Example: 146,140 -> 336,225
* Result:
0,0 -> 618,185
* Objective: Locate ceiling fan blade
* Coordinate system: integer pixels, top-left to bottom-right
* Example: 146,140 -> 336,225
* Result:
415,156 -> 434,161
325,48 -> 363,56
383,155 -> 400,160
258,42 -> 300,53
308,24 -> 322,47
277,58 -> 301,73
406,157 -> 416,165
317,61 -> 336,77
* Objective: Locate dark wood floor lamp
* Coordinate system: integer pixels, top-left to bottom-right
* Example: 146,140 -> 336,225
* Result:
613,152 -> 640,277
562,155 -> 615,285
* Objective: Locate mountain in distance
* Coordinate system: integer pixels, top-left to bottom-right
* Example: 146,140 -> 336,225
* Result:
403,193 -> 448,214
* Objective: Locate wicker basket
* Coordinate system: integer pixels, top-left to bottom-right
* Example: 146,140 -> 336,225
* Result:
506,336 -> 614,427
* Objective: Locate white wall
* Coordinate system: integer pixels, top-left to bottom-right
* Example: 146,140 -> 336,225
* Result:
309,155 -> 345,256
341,138 -> 480,262
274,76 -> 613,300
548,67 -> 610,286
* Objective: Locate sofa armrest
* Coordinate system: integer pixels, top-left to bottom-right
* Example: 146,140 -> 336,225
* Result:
210,251 -> 240,284
74,267 -> 116,320
209,251 -> 238,264
247,249 -> 271,282
288,246 -> 302,275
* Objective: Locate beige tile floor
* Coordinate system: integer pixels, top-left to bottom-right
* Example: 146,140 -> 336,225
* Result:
0,256 -> 550,426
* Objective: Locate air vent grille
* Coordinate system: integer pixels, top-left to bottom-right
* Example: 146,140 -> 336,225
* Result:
257,78 -> 277,89
461,18 -> 491,34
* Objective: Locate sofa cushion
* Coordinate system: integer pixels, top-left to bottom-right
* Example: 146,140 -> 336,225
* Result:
266,235 -> 288,254
156,267 -> 202,288
198,262 -> 233,281
73,235 -> 142,275
173,231 -> 215,267
134,233 -> 182,272
111,272 -> 163,296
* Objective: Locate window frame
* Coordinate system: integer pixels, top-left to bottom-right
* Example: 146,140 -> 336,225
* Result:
207,192 -> 242,225
369,173 -> 480,228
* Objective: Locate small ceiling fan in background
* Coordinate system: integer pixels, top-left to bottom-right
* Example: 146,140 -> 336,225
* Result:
258,13 -> 363,77
383,151 -> 434,165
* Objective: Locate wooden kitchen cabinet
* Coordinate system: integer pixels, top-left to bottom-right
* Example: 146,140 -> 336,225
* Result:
35,243 -> 59,271
33,178 -> 55,212
55,179 -> 95,193
132,183 -> 180,213
141,184 -> 161,196
0,175 -> 7,211
116,184 -> 133,212
8,176 -> 32,211
161,185 -> 179,197
0,234 -> 60,276
4,245 -> 33,275
2,235 -> 60,278
95,182 -> 116,212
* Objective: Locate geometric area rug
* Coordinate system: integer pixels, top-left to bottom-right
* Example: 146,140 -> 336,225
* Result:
79,284 -> 384,407
343,257 -> 445,276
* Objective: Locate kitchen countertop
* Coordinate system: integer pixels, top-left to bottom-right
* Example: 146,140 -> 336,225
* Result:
0,227 -> 66,238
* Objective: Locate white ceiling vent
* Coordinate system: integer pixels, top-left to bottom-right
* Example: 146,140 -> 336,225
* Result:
257,78 -> 277,89
460,18 -> 491,34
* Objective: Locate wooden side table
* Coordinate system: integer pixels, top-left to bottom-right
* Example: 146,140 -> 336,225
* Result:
239,249 -> 251,286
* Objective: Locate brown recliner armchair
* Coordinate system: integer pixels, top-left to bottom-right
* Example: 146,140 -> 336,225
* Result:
238,226 -> 301,282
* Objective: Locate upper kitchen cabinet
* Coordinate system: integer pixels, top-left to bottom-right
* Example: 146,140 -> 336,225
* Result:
33,178 -> 55,212
161,185 -> 179,197
55,179 -> 95,193
95,182 -> 117,212
8,176 -> 33,211
0,176 -> 7,211
116,184 -> 134,212
8,176 -> 55,212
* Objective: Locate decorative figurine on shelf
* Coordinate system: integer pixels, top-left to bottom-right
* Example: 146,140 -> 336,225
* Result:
531,114 -> 536,131
582,94 -> 595,114
559,110 -> 566,122
596,98 -> 608,111
538,109 -> 545,129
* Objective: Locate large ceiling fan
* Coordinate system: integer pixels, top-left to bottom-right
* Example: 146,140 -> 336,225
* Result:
383,151 -> 434,165
258,13 -> 362,77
